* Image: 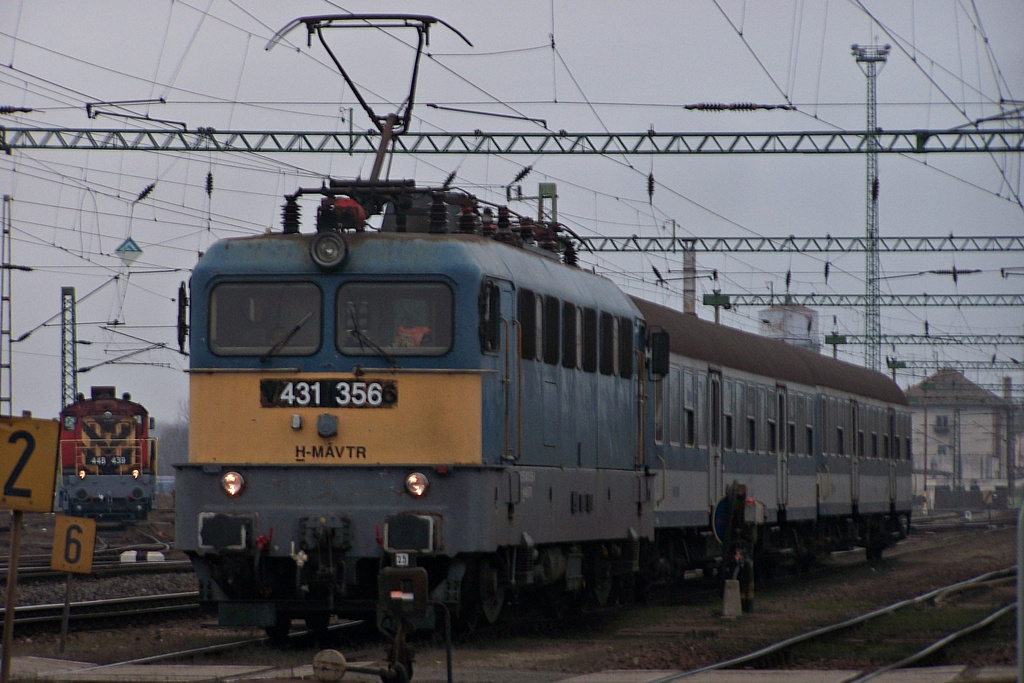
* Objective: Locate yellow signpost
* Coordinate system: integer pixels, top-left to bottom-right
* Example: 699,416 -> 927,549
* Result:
0,417 -> 59,513
51,516 -> 96,574
0,417 -> 59,683
51,515 -> 96,652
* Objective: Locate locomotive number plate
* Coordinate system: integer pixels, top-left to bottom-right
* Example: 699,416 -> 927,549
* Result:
260,379 -> 397,408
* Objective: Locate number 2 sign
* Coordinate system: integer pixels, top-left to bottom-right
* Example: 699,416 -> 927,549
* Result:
0,417 -> 58,513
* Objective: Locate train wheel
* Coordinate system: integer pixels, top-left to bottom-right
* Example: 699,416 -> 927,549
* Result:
589,556 -> 613,607
265,613 -> 292,647
477,558 -> 505,625
305,612 -> 333,648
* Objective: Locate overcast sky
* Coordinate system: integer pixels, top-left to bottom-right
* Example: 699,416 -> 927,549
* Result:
1,1 -> 1022,425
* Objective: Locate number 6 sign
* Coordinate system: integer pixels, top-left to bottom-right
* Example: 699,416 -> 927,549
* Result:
0,417 -> 58,513
51,515 -> 96,574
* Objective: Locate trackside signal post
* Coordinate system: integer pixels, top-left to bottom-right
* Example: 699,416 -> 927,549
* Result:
0,416 -> 59,683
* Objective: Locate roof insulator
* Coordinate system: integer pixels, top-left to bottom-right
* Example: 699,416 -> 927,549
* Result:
429,192 -> 448,233
281,198 -> 300,234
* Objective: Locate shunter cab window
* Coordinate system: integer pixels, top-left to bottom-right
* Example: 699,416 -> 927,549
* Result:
209,281 -> 321,356
338,282 -> 452,356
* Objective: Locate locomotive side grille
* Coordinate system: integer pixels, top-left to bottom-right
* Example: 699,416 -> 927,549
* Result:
198,512 -> 255,551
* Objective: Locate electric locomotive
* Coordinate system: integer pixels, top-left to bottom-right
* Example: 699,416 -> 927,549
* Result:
174,179 -> 912,645
58,386 -> 157,521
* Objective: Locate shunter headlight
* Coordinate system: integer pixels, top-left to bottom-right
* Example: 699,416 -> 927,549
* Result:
221,471 -> 245,497
405,472 -> 429,498
131,468 -> 141,479
78,469 -> 87,480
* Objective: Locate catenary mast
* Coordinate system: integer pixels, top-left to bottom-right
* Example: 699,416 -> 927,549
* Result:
852,43 -> 890,372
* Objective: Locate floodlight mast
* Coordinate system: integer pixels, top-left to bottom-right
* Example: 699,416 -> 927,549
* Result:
268,14 -> 472,181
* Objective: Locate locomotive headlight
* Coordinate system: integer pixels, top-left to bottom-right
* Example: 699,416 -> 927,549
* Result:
221,471 -> 245,497
310,231 -> 348,271
405,472 -> 429,497
131,468 -> 141,479
77,469 -> 86,480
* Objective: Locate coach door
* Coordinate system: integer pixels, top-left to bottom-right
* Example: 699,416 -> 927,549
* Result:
776,386 -> 789,509
707,371 -> 724,508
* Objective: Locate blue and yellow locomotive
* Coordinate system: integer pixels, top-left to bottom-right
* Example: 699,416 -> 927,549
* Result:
174,179 -> 912,643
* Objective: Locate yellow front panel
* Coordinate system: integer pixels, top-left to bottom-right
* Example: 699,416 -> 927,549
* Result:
189,372 -> 482,465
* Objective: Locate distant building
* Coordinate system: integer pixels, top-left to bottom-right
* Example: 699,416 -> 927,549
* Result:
758,303 -> 820,353
905,368 -> 1020,510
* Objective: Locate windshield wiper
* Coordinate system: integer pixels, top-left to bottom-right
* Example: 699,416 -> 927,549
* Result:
347,305 -> 397,366
261,311 -> 313,361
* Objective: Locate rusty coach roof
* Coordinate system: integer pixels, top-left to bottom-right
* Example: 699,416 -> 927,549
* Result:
632,297 -> 907,405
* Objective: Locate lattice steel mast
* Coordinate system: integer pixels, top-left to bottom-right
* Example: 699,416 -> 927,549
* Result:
61,287 -> 77,409
0,196 -> 12,417
853,43 -> 890,371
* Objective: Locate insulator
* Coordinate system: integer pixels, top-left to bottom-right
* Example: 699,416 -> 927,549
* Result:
429,193 -> 448,234
824,261 -> 830,284
206,172 -> 214,197
563,242 -> 578,267
442,170 -> 457,190
134,182 -> 156,204
512,165 -> 533,185
481,208 -> 495,237
496,207 -> 517,245
647,173 -> 655,202
458,205 -> 477,234
281,198 -> 300,234
872,177 -> 880,201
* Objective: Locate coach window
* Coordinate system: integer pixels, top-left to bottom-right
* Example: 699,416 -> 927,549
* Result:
723,380 -> 735,451
338,282 -> 452,356
746,385 -> 757,453
210,281 -> 321,356
517,289 -> 537,360
765,387 -> 775,454
698,372 -> 708,449
805,397 -> 814,456
684,369 -> 696,447
599,312 -> 616,376
619,317 -> 634,379
790,393 -> 798,456
561,302 -> 576,368
543,295 -> 560,365
582,308 -> 598,372
669,366 -> 681,445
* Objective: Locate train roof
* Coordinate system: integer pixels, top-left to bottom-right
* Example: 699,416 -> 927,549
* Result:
631,297 -> 907,406
195,230 -> 638,317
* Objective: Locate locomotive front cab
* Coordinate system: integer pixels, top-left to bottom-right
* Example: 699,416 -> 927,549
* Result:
176,181 -> 656,641
58,386 -> 157,520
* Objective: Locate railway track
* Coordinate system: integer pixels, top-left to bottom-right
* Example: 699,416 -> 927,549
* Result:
0,591 -> 200,630
644,567 -> 1016,682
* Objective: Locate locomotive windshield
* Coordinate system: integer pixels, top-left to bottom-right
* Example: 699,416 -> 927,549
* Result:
209,282 -> 322,356
338,282 -> 452,356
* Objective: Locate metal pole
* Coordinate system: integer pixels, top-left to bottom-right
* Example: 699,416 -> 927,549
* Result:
1017,501 -> 1023,683
1,509 -> 24,683
60,573 -> 72,653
